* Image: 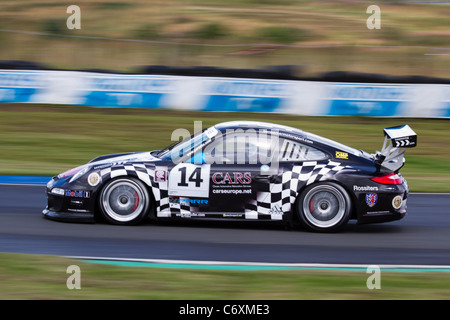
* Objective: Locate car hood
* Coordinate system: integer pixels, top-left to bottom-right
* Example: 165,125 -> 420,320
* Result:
88,151 -> 160,166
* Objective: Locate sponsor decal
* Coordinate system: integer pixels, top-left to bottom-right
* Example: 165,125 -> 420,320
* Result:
65,190 -> 90,198
277,132 -> 313,145
212,172 -> 252,185
176,212 -> 206,218
393,137 -> 416,148
191,213 -> 206,217
87,172 -> 101,186
365,211 -> 391,216
176,212 -> 192,218
212,189 -> 251,195
269,205 -> 283,215
223,213 -> 243,218
154,170 -> 167,182
93,163 -> 110,170
365,193 -> 378,207
169,197 -> 178,207
392,195 -> 402,209
204,126 -> 218,139
211,171 -> 253,195
180,198 -> 208,206
169,197 -> 208,207
354,185 -> 379,192
335,151 -> 348,159
211,172 -> 252,195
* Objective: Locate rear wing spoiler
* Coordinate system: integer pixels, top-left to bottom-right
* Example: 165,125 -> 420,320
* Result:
375,125 -> 417,172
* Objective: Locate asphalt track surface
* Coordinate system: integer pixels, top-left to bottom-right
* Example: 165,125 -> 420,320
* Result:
1,185 -> 449,266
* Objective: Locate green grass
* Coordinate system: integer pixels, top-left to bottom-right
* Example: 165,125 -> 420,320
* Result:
0,253 -> 449,299
0,0 -> 449,77
0,103 -> 449,192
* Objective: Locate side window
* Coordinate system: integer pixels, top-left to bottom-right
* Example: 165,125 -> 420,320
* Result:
202,133 -> 327,164
278,138 -> 327,161
205,131 -> 268,165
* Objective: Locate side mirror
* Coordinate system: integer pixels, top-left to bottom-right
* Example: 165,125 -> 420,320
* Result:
187,152 -> 206,164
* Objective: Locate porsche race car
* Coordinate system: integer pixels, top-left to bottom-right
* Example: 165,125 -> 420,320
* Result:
43,121 -> 417,232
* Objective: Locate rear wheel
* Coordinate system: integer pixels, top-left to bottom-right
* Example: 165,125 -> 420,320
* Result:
297,182 -> 351,232
99,178 -> 150,225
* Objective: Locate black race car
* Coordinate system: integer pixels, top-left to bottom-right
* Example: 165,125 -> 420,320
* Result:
43,121 -> 417,232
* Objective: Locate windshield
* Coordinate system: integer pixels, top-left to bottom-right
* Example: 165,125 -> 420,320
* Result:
159,126 -> 218,162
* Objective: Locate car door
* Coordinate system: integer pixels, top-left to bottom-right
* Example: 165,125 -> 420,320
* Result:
166,129 -> 274,219
202,130 -> 275,219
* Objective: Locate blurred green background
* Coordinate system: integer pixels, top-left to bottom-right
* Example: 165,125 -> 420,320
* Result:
1,0 -> 450,300
1,253 -> 450,299
0,0 -> 449,77
0,104 -> 449,192
0,1 -> 449,187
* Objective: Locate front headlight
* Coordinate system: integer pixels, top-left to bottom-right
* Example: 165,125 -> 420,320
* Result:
50,188 -> 65,196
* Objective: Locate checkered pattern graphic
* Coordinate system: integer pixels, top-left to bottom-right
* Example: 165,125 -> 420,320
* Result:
99,162 -> 208,218
99,160 -> 345,220
244,160 -> 345,220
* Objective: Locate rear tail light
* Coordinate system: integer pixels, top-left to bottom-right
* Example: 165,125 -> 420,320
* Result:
371,173 -> 403,185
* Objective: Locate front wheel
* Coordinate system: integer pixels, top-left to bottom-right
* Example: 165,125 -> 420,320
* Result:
297,182 -> 351,232
99,178 -> 150,225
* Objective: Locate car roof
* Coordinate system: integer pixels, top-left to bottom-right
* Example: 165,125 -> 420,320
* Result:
214,121 -> 305,136
213,120 -> 363,156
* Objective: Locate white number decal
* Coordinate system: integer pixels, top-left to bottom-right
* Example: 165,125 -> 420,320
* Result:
168,163 -> 210,197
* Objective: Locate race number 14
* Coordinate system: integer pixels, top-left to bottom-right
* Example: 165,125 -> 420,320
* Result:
177,166 -> 203,187
169,163 -> 210,198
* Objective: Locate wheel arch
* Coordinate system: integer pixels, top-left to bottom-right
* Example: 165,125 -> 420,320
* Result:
96,173 -> 157,222
292,179 -> 354,232
293,179 -> 357,221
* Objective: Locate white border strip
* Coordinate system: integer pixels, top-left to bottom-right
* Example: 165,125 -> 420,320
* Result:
67,256 -> 450,271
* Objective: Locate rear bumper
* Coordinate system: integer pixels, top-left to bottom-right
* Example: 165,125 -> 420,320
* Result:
355,179 -> 409,224
357,205 -> 407,224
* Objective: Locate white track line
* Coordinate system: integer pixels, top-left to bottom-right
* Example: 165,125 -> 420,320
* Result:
67,256 -> 450,271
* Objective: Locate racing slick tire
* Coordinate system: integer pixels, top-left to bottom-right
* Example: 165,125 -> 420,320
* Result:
99,177 -> 150,225
296,182 -> 351,232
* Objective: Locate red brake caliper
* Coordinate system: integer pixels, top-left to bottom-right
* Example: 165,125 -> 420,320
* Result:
309,199 -> 315,213
133,192 -> 139,211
